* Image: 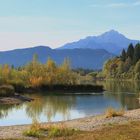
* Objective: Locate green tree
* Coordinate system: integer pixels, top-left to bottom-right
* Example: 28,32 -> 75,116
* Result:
134,60 -> 140,73
118,61 -> 124,74
124,57 -> 132,72
127,43 -> 134,59
121,49 -> 126,62
133,43 -> 140,64
134,60 -> 140,80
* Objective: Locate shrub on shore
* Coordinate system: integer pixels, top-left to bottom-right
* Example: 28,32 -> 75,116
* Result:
23,120 -> 42,138
105,107 -> 124,118
44,124 -> 76,138
23,120 -> 77,138
0,85 -> 15,97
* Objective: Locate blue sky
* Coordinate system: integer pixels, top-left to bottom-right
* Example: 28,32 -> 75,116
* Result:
0,0 -> 140,50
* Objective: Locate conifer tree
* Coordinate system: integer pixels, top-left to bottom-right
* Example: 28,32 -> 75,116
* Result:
133,43 -> 140,64
127,43 -> 134,60
121,49 -> 126,61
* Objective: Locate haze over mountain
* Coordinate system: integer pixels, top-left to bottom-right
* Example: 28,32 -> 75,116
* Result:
0,46 -> 114,69
59,30 -> 139,54
1,30 -> 139,69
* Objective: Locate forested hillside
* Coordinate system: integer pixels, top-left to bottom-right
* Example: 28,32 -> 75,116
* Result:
103,43 -> 140,80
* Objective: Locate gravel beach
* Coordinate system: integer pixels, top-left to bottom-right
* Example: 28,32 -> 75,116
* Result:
1,109 -> 140,140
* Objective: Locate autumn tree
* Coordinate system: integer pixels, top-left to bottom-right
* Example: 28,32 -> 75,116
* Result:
45,57 -> 57,85
117,61 -> 124,74
134,60 -> 140,73
26,54 -> 44,88
134,60 -> 140,80
1,64 -> 11,83
58,58 -> 77,85
124,57 -> 132,72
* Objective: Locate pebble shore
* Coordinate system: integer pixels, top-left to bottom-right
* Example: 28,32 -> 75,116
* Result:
1,109 -> 140,140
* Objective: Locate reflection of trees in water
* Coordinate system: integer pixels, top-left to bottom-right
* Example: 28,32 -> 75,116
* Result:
105,92 -> 140,110
25,94 -> 76,122
0,94 -> 76,121
0,104 -> 22,119
25,95 -> 45,120
97,80 -> 140,93
0,105 -> 11,118
99,81 -> 140,110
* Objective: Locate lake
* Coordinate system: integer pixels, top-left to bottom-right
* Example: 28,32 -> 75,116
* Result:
0,81 -> 140,126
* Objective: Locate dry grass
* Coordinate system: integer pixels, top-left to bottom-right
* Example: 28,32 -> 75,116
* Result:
40,121 -> 140,140
23,121 -> 77,138
23,120 -> 42,138
105,107 -> 125,118
3,120 -> 140,140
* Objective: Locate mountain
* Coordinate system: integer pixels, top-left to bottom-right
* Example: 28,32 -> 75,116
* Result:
58,30 -> 139,54
0,46 -> 114,69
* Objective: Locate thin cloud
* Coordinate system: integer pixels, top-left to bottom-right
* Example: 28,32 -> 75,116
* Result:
133,1 -> 140,6
90,1 -> 140,8
108,3 -> 127,8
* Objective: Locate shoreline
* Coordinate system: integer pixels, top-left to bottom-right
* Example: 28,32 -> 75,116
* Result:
1,108 -> 140,139
15,84 -> 104,93
0,94 -> 34,105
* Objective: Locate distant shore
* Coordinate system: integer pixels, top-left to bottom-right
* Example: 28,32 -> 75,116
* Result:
1,108 -> 140,140
15,84 -> 104,93
0,84 -> 104,105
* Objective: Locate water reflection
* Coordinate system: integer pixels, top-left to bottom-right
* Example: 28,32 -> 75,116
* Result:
96,80 -> 140,110
0,81 -> 140,126
104,92 -> 140,110
0,104 -> 22,118
25,94 -> 76,121
96,80 -> 140,93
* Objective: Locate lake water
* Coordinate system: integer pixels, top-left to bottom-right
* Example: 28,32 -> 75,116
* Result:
0,81 -> 140,126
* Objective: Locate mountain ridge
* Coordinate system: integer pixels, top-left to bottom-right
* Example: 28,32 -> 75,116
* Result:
0,29 -> 139,69
0,46 -> 114,69
58,30 -> 139,54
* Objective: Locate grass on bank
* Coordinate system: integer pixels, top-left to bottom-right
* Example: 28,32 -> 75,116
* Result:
0,85 -> 15,97
23,107 -> 125,138
40,121 -> 140,140
2,121 -> 140,140
23,120 -> 78,138
105,107 -> 125,118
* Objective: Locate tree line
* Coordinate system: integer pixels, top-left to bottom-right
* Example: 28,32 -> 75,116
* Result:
103,43 -> 140,80
0,54 -> 79,89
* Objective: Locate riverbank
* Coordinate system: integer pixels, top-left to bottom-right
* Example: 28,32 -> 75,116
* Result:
0,94 -> 33,105
15,84 -> 104,93
1,108 -> 140,140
